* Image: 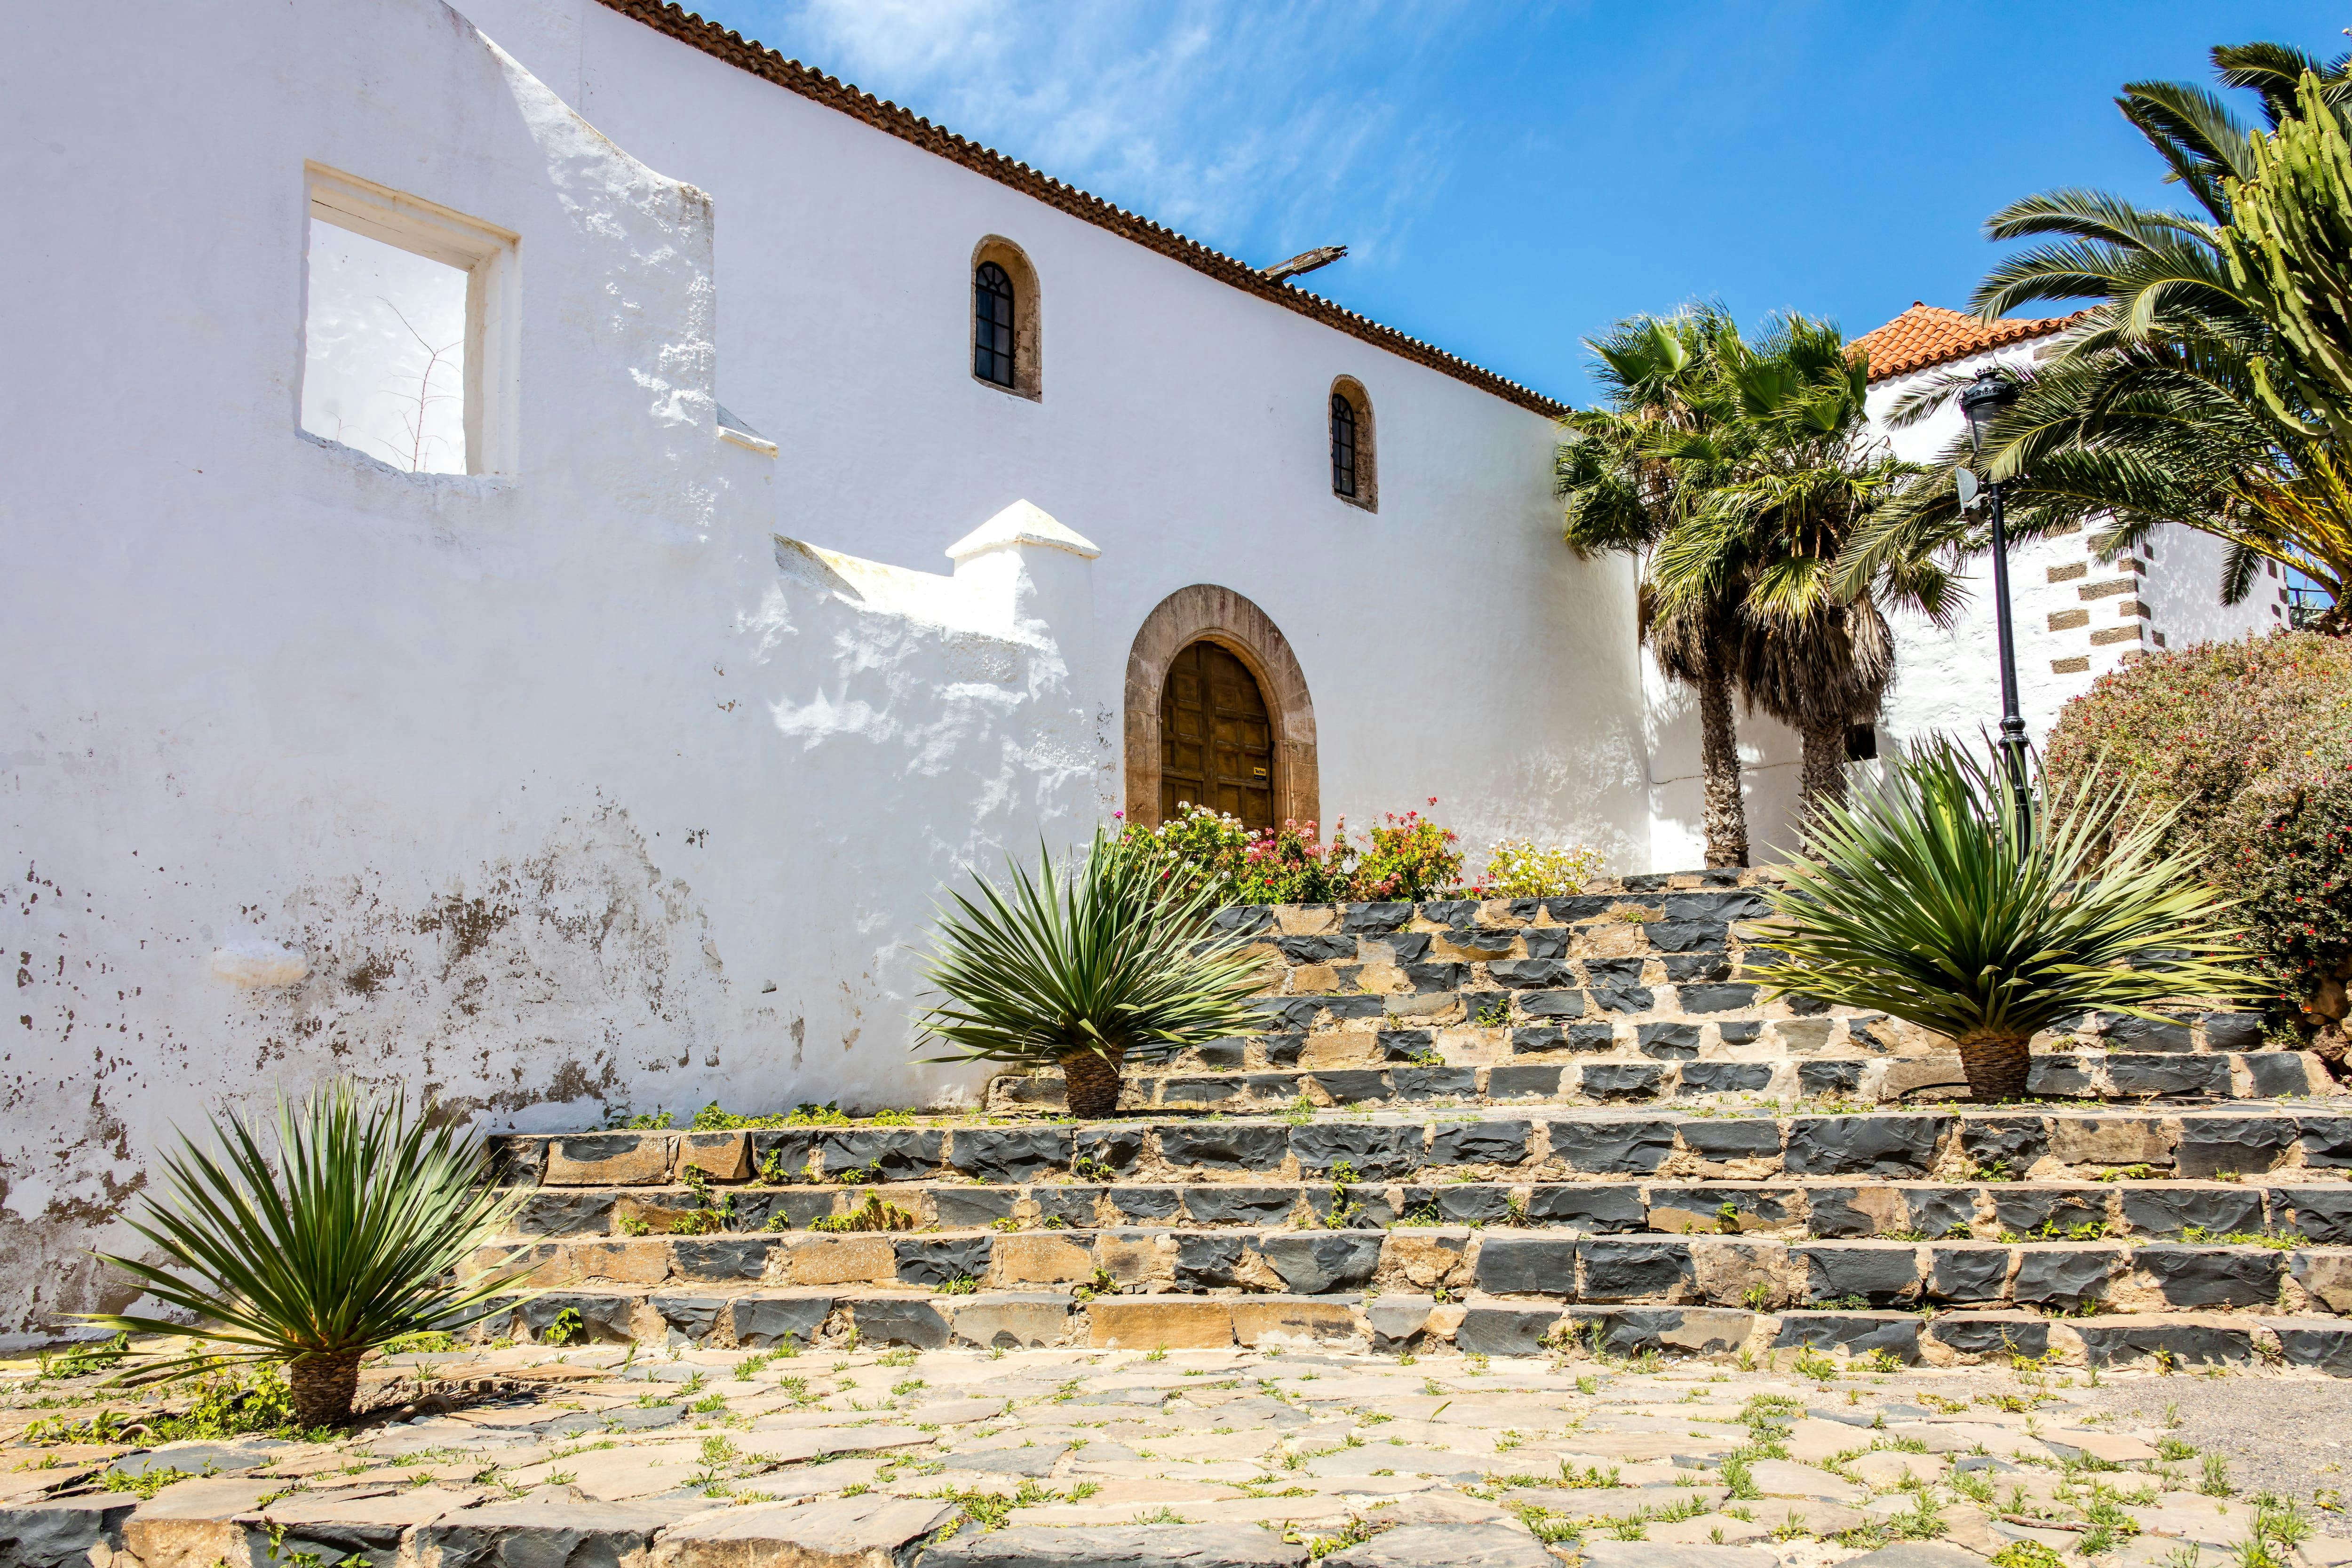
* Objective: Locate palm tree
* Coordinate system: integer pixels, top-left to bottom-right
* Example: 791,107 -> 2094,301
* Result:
1559,308 -> 1754,866
1845,44 -> 2352,632
1649,314 -> 1941,815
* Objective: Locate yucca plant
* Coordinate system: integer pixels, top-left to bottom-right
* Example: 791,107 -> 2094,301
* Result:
916,830 -> 1271,1117
1747,739 -> 2267,1101
83,1080 -> 532,1427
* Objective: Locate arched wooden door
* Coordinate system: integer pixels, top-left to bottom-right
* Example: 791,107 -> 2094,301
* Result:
1160,640 -> 1275,829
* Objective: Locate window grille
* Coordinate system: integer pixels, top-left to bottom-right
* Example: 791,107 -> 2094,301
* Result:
974,263 -> 1015,388
1330,392 -> 1357,497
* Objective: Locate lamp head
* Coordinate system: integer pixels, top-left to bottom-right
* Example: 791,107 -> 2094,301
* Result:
1957,366 -> 2018,460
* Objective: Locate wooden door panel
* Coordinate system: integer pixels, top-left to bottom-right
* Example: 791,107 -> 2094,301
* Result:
1160,640 -> 1275,831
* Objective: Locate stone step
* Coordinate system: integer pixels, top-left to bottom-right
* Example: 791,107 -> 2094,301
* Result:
497,1176 -> 2352,1244
987,1050 -> 2331,1112
493,1106 -> 2352,1192
468,1281 -> 2352,1374
472,1227 -> 2352,1321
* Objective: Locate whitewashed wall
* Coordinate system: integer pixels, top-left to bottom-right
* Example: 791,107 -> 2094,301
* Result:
0,0 -> 1665,1336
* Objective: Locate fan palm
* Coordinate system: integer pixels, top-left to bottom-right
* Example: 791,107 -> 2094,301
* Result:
1560,307 -> 1755,866
1747,738 -> 2267,1102
916,831 -> 1271,1117
1845,45 -> 2352,631
1650,314 -> 1942,814
83,1080 -> 532,1428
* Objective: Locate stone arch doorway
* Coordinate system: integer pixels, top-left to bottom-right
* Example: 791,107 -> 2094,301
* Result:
1124,585 -> 1319,832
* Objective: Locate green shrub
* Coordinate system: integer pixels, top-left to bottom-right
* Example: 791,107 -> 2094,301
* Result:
2046,632 -> 2352,1033
1474,839 -> 1604,898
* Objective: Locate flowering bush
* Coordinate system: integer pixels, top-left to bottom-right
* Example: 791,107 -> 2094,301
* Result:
1115,799 -> 1462,904
1473,838 -> 1605,898
2045,631 -> 2352,1038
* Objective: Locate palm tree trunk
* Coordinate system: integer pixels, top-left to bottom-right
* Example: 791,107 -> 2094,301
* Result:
1697,662 -> 1748,868
1954,1030 -> 2033,1104
288,1348 -> 364,1429
1797,709 -> 1851,823
1059,1048 -> 1124,1119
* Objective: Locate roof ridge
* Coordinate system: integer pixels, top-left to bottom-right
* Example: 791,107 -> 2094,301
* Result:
1850,302 -> 2090,384
595,0 -> 1567,417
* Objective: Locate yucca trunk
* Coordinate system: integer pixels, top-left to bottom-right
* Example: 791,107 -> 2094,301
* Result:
289,1348 -> 366,1429
1953,1030 -> 2033,1104
1697,663 -> 1749,868
1060,1047 -> 1125,1119
1798,709 -> 1851,823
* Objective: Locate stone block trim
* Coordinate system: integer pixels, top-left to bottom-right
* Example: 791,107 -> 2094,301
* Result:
2048,608 -> 2090,631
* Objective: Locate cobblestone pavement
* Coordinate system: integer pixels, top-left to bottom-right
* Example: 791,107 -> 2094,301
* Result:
7,1344 -> 2352,1567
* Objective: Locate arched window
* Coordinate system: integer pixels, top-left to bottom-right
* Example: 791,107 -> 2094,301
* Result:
969,237 -> 1041,399
1329,394 -> 1357,498
974,262 -> 1015,388
1327,377 -> 1376,510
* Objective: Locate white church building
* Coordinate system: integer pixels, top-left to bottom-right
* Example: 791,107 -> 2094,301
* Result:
0,0 -> 2286,1330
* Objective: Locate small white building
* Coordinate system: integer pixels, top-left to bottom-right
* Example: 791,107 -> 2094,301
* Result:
0,0 -> 2302,1335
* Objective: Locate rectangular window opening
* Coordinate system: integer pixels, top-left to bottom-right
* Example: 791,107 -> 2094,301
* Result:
300,165 -> 516,476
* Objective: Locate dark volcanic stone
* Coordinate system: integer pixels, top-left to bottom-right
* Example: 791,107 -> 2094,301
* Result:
1772,1312 -> 1920,1362
1111,1187 -> 1182,1221
1636,1022 -> 1700,1060
1661,952 -> 1732,982
1718,1021 -> 1764,1046
846,1297 -> 950,1348
1518,989 -> 1588,1019
1490,958 -> 1572,989
750,1129 -> 819,1181
1034,1186 -> 1104,1226
1308,1070 -> 1392,1104
1677,1061 -> 1773,1096
1664,891 -> 1772,922
1989,1187 -> 2111,1239
2074,1321 -> 2250,1369
2136,1244 -> 2283,1307
1650,1185 -> 1788,1228
1319,995 -> 1389,1023
2028,1056 -> 2100,1097
654,1294 -> 725,1343
1680,1118 -> 1782,1160
896,1235 -> 992,1288
951,1127 -> 1072,1183
2011,1247 -> 2121,1308
1303,1187 -> 1395,1229
1277,935 -> 1358,963
1798,1245 -> 1920,1305
516,1191 -> 616,1236
1589,983 -> 1658,1014
1430,1120 -> 1531,1166
1210,906 -> 1275,936
2176,1117 -> 2293,1179
1455,1306 -> 1563,1356
1183,1186 -> 1300,1226
1291,1123 -> 1425,1178
1548,895 -> 1616,922
1259,1232 -> 1383,1293
1376,1030 -> 1435,1062
1433,1186 -> 1515,1225
1250,998 -> 1324,1031
1419,900 -> 1480,927
1260,1036 -> 1306,1067
1547,1117 -> 1675,1173
2276,1187 -> 2352,1243
1678,984 -> 1759,1014
1645,920 -> 1730,953
2298,1115 -> 2352,1167
1577,1239 -> 1693,1301
2201,1013 -> 2267,1051
1075,1126 -> 1145,1173
932,1188 -> 1020,1228
2107,1015 -> 2195,1053
2274,1321 -> 2352,1376
1526,1185 -> 1647,1232
1928,1245 -> 2013,1303
1174,1234 -> 1251,1288
1959,1117 -> 2048,1177
1582,1062 -> 1666,1100
1160,1123 -> 1290,1171
1343,902 -> 1414,934
2119,1186 -> 2265,1239
2246,1052 -> 2318,1097
519,1293 -> 636,1344
1476,1237 -> 1578,1295
759,1189 -> 841,1230
1391,1066 -> 1478,1101
1191,1039 -> 1247,1068
1804,1189 -> 1881,1239
1487,1065 -> 1565,1098
2108,1055 -> 2232,1099
730,1294 -> 833,1348
1903,1187 -> 1979,1239
1784,1116 -> 1947,1177
1929,1314 -> 2047,1360
1796,1060 -> 1865,1097
816,1129 -> 945,1180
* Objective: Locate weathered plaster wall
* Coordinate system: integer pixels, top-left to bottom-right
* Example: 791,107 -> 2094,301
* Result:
451,0 -> 1659,872
0,0 -> 1111,1336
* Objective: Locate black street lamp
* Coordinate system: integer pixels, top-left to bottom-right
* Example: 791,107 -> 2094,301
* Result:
1958,366 -> 2030,841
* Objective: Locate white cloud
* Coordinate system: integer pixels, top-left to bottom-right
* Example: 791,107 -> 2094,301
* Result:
769,0 -> 1472,269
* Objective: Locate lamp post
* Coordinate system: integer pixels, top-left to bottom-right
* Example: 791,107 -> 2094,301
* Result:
1958,366 -> 2030,842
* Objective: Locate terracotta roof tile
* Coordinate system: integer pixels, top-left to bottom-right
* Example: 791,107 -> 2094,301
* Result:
596,1 -> 1566,416
1850,302 -> 2087,383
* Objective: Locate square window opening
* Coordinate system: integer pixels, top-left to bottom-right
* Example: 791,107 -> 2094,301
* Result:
299,165 -> 517,476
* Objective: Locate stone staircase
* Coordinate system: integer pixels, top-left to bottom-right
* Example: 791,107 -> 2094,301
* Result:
469,873 -> 2350,1371
983,875 -> 2328,1113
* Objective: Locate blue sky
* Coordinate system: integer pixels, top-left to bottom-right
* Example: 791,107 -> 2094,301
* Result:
686,1 -> 2340,403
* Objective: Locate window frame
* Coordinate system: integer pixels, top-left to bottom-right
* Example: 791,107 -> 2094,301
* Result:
302,162 -> 520,476
1327,376 -> 1377,511
968,236 -> 1041,401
